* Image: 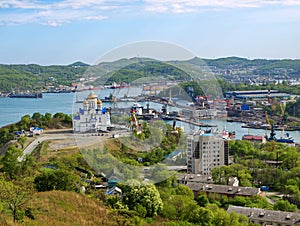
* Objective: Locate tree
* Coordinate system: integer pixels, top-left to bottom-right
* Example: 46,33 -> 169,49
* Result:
0,145 -> 23,179
120,180 -> 163,217
34,169 -> 78,192
0,177 -> 32,222
0,128 -> 14,146
175,184 -> 194,199
17,136 -> 27,149
196,193 -> 209,207
43,112 -> 52,122
162,194 -> 199,222
31,112 -> 42,126
18,114 -> 31,130
274,200 -> 298,212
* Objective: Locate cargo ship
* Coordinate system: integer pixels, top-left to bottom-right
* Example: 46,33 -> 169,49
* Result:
9,93 -> 43,98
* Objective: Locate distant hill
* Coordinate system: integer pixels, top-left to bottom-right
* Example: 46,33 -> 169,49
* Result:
69,61 -> 90,67
1,56 -> 300,92
0,63 -> 88,92
103,59 -> 190,85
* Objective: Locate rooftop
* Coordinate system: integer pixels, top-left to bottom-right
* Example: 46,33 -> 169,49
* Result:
227,205 -> 300,225
186,182 -> 260,197
178,174 -> 214,184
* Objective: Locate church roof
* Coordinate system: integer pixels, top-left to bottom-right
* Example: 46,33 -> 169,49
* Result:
87,91 -> 97,99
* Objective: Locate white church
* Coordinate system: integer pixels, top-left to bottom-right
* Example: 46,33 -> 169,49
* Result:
73,92 -> 112,132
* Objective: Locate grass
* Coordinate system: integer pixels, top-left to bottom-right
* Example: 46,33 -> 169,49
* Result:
35,140 -> 79,163
20,191 -> 167,226
23,191 -> 110,226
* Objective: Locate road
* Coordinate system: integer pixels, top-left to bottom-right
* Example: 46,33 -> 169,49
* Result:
18,128 -> 129,161
18,132 -> 75,161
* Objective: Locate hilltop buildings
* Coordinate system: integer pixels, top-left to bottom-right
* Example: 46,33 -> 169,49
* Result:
187,131 -> 229,175
73,92 -> 111,132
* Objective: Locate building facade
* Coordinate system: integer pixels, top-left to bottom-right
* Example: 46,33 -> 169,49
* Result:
187,131 -> 229,175
73,92 -> 111,132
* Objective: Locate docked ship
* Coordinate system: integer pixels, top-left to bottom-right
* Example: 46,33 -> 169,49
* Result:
267,125 -> 295,146
9,92 -> 43,98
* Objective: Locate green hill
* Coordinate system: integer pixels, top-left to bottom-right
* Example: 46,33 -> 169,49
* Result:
1,57 -> 300,93
0,63 -> 88,92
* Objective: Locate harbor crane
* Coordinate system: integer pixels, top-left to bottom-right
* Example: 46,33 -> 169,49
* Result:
279,103 -> 288,125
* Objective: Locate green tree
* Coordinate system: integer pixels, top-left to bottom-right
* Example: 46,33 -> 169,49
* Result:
0,177 -> 32,222
17,136 -> 27,149
274,200 -> 298,212
0,128 -> 14,146
43,112 -> 52,122
196,193 -> 209,207
0,145 -> 23,179
120,180 -> 163,217
162,194 -> 199,222
31,112 -> 42,126
34,169 -> 78,192
18,114 -> 31,130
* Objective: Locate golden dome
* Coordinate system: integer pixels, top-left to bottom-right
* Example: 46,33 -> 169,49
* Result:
97,98 -> 102,105
87,91 -> 97,99
83,99 -> 88,105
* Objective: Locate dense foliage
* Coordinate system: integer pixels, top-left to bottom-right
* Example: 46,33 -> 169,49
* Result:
212,140 -> 300,207
0,63 -> 88,92
104,60 -> 190,85
0,112 -> 72,148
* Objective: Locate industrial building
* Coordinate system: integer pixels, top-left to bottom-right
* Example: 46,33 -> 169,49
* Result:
225,90 -> 290,101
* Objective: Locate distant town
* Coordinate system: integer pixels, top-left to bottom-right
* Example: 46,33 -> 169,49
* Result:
1,57 -> 300,225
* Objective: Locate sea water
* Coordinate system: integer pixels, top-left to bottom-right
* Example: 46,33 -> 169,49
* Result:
0,89 -> 299,143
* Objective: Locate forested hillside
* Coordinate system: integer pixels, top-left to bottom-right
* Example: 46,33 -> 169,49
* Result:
0,63 -> 88,92
1,57 -> 300,93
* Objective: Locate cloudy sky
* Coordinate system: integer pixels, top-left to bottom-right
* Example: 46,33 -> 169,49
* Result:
1,0 -> 300,65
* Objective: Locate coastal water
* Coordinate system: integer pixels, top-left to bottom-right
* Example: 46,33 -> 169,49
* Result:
1,89 -> 300,143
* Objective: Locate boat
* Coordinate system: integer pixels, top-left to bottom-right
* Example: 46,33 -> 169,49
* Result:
218,130 -> 235,139
9,93 -> 43,98
105,82 -> 129,89
267,125 -> 295,146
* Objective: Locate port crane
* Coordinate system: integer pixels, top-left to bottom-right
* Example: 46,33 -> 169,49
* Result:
279,103 -> 288,125
265,111 -> 271,128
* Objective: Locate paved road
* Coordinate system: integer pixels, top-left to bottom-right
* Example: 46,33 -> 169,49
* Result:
18,133 -> 75,161
18,128 -> 127,161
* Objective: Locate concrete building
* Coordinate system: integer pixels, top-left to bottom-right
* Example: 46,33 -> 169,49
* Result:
73,92 -> 111,132
227,205 -> 300,226
187,131 -> 229,175
225,90 -> 290,101
187,182 -> 261,198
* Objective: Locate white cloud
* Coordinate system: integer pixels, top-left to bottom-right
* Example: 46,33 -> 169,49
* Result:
144,0 -> 300,13
0,0 -> 117,26
1,0 -> 300,26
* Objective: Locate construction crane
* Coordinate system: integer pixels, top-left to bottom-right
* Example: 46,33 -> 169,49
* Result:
279,103 -> 288,125
265,111 -> 276,140
265,111 -> 271,127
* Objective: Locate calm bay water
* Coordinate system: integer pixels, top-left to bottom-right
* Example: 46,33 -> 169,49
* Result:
1,89 -> 300,143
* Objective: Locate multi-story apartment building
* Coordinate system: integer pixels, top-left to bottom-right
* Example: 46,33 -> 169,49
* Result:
187,131 -> 229,175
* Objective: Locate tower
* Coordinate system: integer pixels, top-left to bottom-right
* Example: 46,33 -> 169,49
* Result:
187,131 -> 229,175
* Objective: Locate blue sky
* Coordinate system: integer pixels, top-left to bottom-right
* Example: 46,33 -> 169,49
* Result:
1,0 -> 300,65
